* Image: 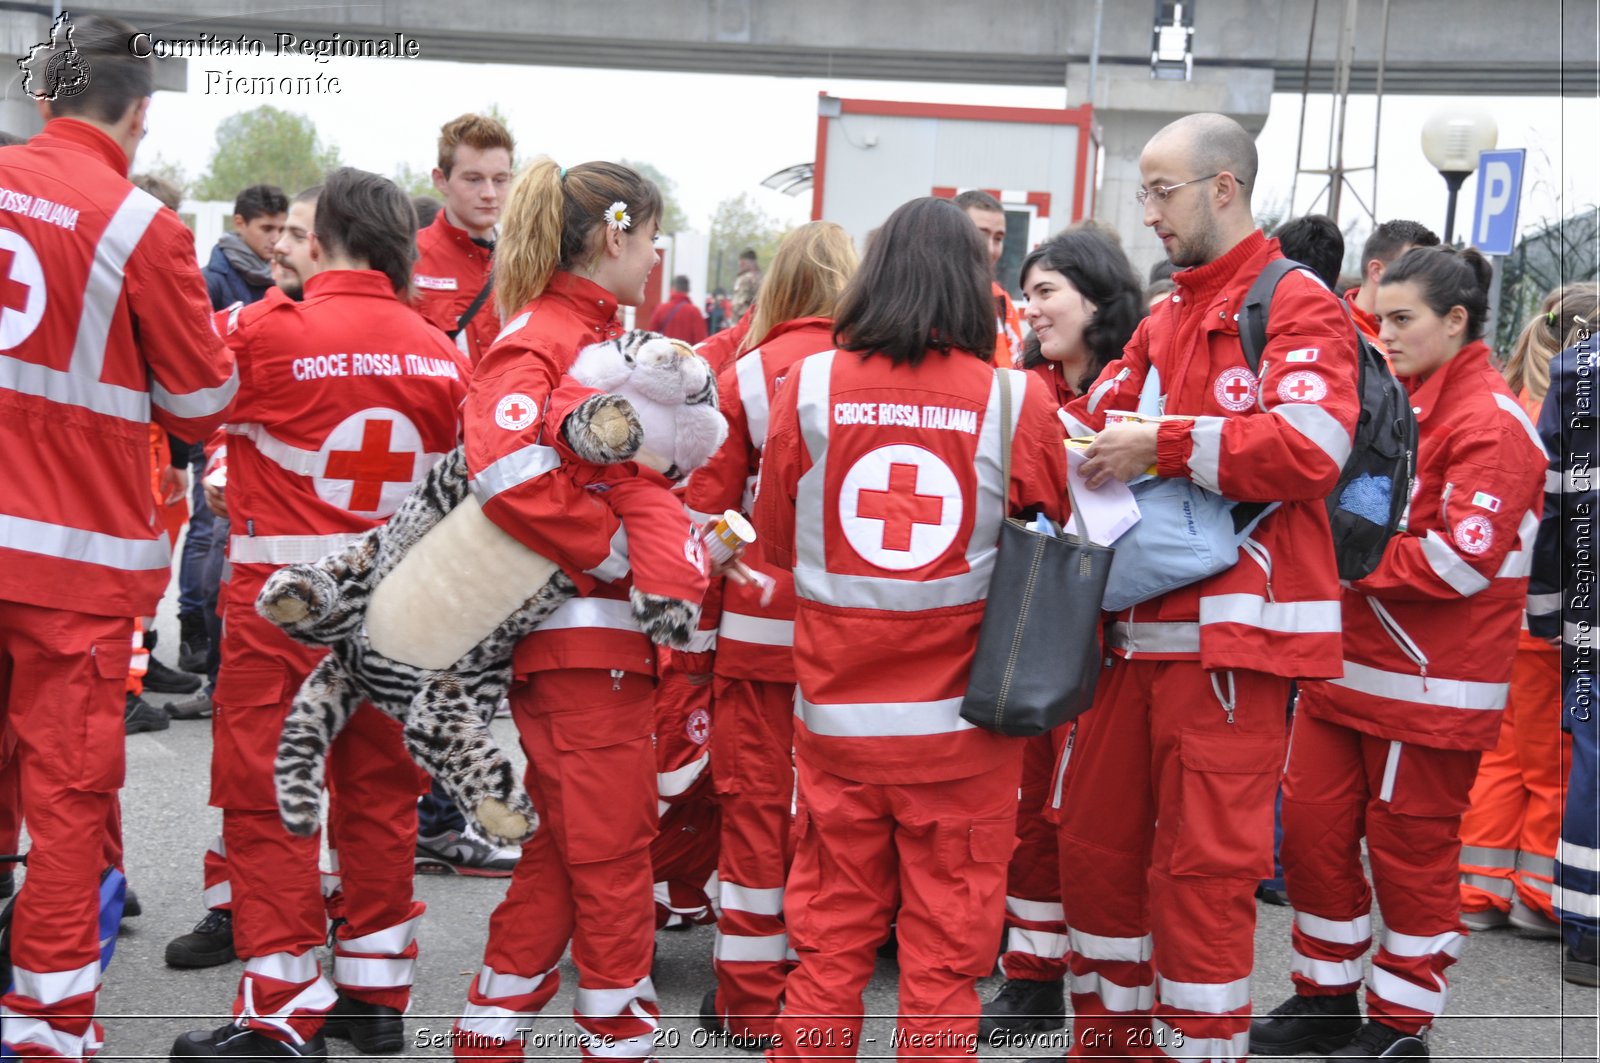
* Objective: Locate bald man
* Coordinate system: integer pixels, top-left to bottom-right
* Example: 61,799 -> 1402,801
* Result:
1051,114 -> 1362,1062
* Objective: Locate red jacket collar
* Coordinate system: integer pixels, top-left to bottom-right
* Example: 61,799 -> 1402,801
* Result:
1174,230 -> 1270,300
1405,340 -> 1493,423
1344,287 -> 1381,339
303,269 -> 400,301
430,208 -> 492,253
540,271 -> 619,329
36,117 -> 128,176
665,291 -> 694,305
751,315 -> 833,348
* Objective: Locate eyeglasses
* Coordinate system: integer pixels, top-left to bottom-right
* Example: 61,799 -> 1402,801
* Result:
1136,172 -> 1222,205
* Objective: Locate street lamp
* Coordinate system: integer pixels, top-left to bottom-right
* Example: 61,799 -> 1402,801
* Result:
1420,108 -> 1498,245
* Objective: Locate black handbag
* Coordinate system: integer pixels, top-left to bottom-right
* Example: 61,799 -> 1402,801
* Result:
960,370 -> 1115,737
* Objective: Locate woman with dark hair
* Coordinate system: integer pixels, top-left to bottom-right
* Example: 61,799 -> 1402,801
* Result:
752,197 -> 1068,1058
1018,227 -> 1146,405
1252,247 -> 1549,1061
981,224 -> 1144,1040
448,158 -> 678,1061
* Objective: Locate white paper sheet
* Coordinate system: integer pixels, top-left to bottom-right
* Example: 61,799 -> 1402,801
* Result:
1065,445 -> 1142,546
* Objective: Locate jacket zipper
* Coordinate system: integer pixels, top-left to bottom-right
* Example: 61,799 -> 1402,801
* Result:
1086,367 -> 1131,415
1438,482 -> 1454,530
1241,536 -> 1275,602
1365,597 -> 1430,691
610,668 -> 624,691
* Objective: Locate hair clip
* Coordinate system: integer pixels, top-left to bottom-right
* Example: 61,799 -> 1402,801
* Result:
605,201 -> 632,232
1548,309 -> 1558,325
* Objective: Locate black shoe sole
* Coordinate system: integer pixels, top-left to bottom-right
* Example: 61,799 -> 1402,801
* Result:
165,941 -> 237,968
322,1016 -> 404,1055
144,671 -> 203,694
178,649 -> 209,674
980,1014 -> 1068,1041
1564,958 -> 1600,987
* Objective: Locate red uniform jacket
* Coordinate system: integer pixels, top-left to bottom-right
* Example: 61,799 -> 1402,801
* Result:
686,316 -> 837,681
1306,342 -> 1548,751
994,281 -> 1023,366
1344,287 -> 1383,348
220,272 -> 469,609
465,271 -> 659,676
1063,231 -> 1360,679
0,118 -> 236,618
649,291 -> 709,346
413,210 -> 500,366
1027,360 -> 1079,410
696,310 -> 754,376
754,350 -> 1067,785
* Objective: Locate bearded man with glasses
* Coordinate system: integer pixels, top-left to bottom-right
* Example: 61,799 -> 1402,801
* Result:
1038,113 -> 1363,1063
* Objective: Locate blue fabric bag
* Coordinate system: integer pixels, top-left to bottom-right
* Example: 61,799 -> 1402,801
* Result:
1100,367 -> 1272,611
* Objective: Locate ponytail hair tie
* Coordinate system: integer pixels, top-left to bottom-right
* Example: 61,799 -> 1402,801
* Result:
1548,309 -> 1558,325
558,167 -> 568,181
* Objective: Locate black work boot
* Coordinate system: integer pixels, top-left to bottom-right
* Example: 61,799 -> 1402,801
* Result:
171,1023 -> 326,1059
165,908 -> 236,968
125,691 -> 170,734
178,611 -> 210,673
979,977 -> 1066,1040
1249,991 -> 1361,1056
1327,1020 -> 1428,1059
322,991 -> 404,1054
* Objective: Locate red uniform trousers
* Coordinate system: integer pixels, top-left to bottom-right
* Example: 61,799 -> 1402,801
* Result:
454,669 -> 661,1061
1280,706 -> 1480,1036
1057,660 -> 1288,1062
1458,646 -> 1569,919
0,600 -> 131,1060
711,677 -> 796,1040
651,668 -> 719,928
771,753 -> 1022,1062
1000,730 -> 1069,983
213,597 -> 424,1047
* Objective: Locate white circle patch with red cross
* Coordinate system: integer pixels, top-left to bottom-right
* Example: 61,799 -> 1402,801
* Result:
494,393 -> 537,431
314,408 -> 424,517
1277,370 -> 1328,404
686,707 -> 710,745
1454,515 -> 1494,555
1213,367 -> 1258,412
839,444 -> 962,571
0,229 -> 48,351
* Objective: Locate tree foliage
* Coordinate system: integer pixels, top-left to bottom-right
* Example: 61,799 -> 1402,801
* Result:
708,193 -> 788,292
193,106 -> 341,201
137,152 -> 189,199
619,159 -> 689,235
393,162 -> 441,200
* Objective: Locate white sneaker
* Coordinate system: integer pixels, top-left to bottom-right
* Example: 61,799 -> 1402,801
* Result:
415,826 -> 521,877
1509,896 -> 1562,938
1461,906 -> 1509,931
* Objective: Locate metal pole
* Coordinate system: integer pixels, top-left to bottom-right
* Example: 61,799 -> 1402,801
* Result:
1087,0 -> 1105,110
1289,0 -> 1319,213
1485,256 -> 1506,357
1328,0 -> 1358,222
1371,0 -> 1391,220
1442,172 -> 1467,244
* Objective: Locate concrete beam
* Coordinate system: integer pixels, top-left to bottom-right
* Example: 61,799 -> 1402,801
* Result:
77,0 -> 1599,97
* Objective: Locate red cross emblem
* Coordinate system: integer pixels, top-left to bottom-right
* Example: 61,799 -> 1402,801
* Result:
324,419 -> 415,512
1453,515 -> 1494,556
494,392 -> 538,431
840,445 -> 962,571
1213,367 -> 1257,411
1277,370 -> 1328,404
0,248 -> 31,316
686,708 -> 711,745
856,462 -> 944,552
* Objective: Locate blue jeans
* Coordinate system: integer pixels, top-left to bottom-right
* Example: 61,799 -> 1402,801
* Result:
417,780 -> 466,836
200,517 -> 228,694
1557,673 -> 1598,945
178,442 -> 216,619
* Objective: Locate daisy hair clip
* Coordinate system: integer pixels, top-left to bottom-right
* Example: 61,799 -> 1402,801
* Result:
605,201 -> 632,233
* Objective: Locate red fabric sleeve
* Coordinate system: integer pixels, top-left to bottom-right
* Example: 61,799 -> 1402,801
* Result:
601,476 -> 710,604
1012,374 -> 1070,523
751,376 -> 802,571
684,361 -> 753,520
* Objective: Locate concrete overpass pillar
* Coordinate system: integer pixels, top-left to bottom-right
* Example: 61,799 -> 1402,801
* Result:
1,11 -> 51,139
1070,65 -> 1274,280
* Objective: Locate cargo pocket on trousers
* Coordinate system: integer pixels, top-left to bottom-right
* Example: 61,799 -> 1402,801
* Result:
931,818 -> 1015,975
1167,729 -> 1285,879
548,710 -> 656,864
76,636 -> 135,791
211,664 -> 291,810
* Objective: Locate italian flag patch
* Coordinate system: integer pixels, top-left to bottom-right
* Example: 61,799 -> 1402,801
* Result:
1471,491 -> 1501,512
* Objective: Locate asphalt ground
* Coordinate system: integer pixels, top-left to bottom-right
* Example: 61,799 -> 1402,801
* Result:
11,583 -> 1599,1061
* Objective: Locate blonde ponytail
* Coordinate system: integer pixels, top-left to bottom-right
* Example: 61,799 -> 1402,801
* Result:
495,157 -> 565,318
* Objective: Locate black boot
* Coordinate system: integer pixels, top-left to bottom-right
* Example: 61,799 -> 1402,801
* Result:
698,987 -> 776,1051
171,1023 -> 326,1059
144,631 -> 202,694
1565,930 -> 1600,988
1249,991 -> 1361,1056
178,611 -> 210,673
322,991 -> 404,1054
125,691 -> 170,734
165,908 -> 236,968
979,977 -> 1066,1040
1327,1020 -> 1428,1059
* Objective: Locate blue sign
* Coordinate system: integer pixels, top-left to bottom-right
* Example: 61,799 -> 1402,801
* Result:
1472,149 -> 1526,256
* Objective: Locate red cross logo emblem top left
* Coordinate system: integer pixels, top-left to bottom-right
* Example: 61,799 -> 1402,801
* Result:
840,444 -> 963,571
0,229 -> 47,351
315,408 -> 426,517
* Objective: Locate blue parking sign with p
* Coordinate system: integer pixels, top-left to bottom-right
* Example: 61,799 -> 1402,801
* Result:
1473,149 -> 1525,256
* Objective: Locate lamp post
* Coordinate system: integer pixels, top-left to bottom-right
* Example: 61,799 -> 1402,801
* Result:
1420,108 -> 1498,245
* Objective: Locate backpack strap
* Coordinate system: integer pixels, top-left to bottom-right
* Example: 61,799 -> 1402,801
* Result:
448,273 -> 494,340
1237,257 -> 1302,376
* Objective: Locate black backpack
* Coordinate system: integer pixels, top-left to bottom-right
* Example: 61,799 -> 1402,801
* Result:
1235,258 -> 1418,581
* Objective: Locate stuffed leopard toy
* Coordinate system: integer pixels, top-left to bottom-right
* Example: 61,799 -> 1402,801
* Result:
257,331 -> 728,846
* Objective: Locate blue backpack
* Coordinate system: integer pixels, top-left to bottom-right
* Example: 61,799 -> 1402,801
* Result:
0,859 -> 125,1023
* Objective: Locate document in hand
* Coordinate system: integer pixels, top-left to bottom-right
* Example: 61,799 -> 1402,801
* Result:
1064,440 -> 1142,546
